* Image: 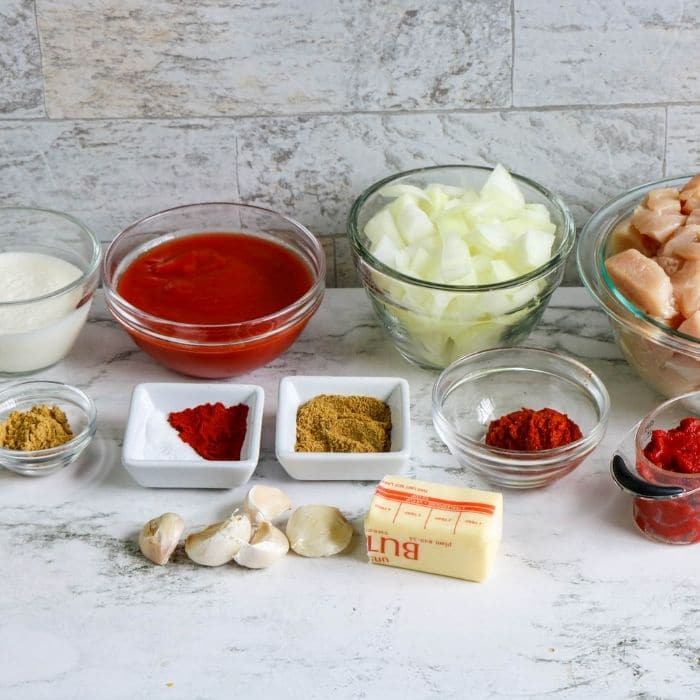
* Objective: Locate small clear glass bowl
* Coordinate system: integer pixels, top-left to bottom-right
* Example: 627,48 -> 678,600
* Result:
631,392 -> 700,544
432,347 -> 610,489
577,175 -> 700,397
0,207 -> 101,375
348,165 -> 575,370
0,381 -> 97,476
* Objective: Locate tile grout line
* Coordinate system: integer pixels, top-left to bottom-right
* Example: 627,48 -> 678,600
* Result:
510,0 -> 516,108
662,106 -> 669,177
233,133 -> 241,199
32,0 -> 49,119
331,234 -> 338,288
0,102 -> 692,124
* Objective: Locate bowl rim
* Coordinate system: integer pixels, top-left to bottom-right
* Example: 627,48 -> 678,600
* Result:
634,390 -> 700,482
432,347 -> 611,467
0,206 -> 102,306
347,163 -> 576,292
577,173 -> 700,350
102,201 -> 326,333
0,380 -> 97,460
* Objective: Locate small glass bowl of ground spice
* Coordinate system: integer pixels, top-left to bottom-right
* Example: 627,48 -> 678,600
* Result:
432,348 -> 610,488
276,376 -> 411,480
0,380 -> 97,476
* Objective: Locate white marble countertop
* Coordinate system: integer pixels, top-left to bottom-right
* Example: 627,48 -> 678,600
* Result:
1,288 -> 698,700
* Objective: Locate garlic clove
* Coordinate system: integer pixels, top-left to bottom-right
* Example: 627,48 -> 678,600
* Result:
286,505 -> 353,557
139,512 -> 185,566
185,512 -> 252,567
243,485 -> 293,524
233,521 -> 289,569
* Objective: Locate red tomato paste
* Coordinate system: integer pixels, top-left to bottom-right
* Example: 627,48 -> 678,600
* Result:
635,417 -> 700,545
485,407 -> 582,451
117,233 -> 316,377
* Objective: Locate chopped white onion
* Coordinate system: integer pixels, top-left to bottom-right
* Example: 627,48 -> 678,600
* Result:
364,165 -> 557,365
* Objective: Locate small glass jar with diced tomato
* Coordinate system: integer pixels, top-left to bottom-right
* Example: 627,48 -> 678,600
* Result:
633,392 -> 700,545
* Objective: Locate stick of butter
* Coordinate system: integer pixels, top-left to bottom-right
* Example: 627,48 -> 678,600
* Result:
364,475 -> 503,582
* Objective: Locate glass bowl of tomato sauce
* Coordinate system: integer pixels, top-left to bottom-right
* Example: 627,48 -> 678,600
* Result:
630,392 -> 700,545
103,203 -> 325,378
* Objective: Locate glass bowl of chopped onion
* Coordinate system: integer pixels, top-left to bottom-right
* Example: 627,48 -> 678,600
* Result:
347,165 -> 576,369
0,380 -> 97,477
578,175 -> 700,398
432,348 -> 610,489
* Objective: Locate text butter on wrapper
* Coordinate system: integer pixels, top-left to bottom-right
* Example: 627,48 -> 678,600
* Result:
364,476 -> 503,582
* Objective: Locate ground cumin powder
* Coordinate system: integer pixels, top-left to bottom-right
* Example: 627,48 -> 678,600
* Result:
295,394 -> 392,453
0,405 -> 74,451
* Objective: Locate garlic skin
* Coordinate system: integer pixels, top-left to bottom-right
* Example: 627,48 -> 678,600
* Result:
243,485 -> 293,524
139,512 -> 185,566
233,521 -> 289,569
185,513 -> 252,566
286,505 -> 353,557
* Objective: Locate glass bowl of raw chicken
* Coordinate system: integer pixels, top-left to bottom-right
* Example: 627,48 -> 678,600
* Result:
578,174 -> 700,397
348,165 -> 575,369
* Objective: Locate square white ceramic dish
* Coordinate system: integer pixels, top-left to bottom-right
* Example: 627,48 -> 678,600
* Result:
122,383 -> 264,489
275,376 -> 411,480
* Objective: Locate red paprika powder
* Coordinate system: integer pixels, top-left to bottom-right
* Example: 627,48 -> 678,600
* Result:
485,407 -> 582,451
168,402 -> 249,460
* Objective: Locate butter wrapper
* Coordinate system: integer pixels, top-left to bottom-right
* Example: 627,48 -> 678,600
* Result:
364,475 -> 502,582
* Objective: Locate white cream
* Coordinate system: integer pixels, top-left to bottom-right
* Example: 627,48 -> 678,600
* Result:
0,252 -> 89,373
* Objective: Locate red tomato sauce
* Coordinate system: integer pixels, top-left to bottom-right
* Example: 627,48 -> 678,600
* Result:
118,233 -> 314,324
116,233 -> 318,378
634,417 -> 700,545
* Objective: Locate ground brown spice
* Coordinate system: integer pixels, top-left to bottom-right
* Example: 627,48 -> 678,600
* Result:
0,405 -> 74,451
295,394 -> 392,453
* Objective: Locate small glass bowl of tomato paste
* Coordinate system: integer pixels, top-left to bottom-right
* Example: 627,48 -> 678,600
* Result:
103,203 -> 325,378
432,347 -> 610,489
624,392 -> 700,545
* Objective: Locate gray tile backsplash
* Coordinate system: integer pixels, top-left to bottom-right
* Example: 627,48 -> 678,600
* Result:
0,1 -> 698,286
0,0 -> 44,116
514,1 -> 700,106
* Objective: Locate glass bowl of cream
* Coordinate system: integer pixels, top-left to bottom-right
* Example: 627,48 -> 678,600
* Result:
0,207 -> 101,374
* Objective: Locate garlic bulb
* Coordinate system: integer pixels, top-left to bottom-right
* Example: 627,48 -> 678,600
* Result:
286,505 -> 353,557
244,485 -> 293,524
233,521 -> 289,569
138,512 -> 185,566
185,513 -> 252,566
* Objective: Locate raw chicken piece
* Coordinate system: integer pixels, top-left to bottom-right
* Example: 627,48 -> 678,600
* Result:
630,205 -> 686,244
609,218 -> 655,256
680,175 -> 700,214
656,255 -> 683,276
660,225 -> 700,260
672,260 -> 700,318
687,210 -> 700,226
678,310 -> 700,339
646,187 -> 681,214
605,248 -> 677,319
